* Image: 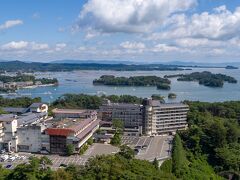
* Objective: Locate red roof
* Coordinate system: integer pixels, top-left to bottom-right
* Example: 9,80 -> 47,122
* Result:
45,128 -> 74,136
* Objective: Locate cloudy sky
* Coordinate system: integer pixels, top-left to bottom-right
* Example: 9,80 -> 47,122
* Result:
0,0 -> 240,63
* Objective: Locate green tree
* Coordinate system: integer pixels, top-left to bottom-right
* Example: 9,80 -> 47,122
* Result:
112,119 -> 124,133
160,159 -> 173,173
152,158 -> 159,170
117,145 -> 135,160
51,168 -> 72,180
110,132 -> 121,146
66,144 -> 75,156
0,165 -> 11,180
87,137 -> 93,145
79,144 -> 88,155
172,134 -> 188,177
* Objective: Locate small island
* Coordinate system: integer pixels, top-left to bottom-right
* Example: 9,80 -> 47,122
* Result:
0,74 -> 58,92
151,94 -> 165,103
93,75 -> 171,90
225,65 -> 239,69
168,93 -> 177,99
165,71 -> 237,88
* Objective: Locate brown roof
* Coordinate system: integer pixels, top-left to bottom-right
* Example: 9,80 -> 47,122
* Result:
70,118 -> 93,132
77,119 -> 101,140
45,128 -> 74,136
52,108 -> 95,114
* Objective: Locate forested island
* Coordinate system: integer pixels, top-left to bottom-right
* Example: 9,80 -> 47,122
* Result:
93,75 -> 171,90
168,93 -> 177,99
0,74 -> 58,92
225,65 -> 239,69
164,71 -> 237,87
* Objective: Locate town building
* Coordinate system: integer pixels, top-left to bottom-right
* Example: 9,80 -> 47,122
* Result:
3,103 -> 48,115
99,100 -> 143,136
142,99 -> 189,135
99,99 -> 189,136
0,114 -> 18,152
0,104 -> 49,153
44,111 -> 100,154
2,81 -> 34,90
17,124 -> 47,153
52,108 -> 97,119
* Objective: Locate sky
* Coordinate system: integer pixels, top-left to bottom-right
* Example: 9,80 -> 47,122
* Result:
0,0 -> 240,63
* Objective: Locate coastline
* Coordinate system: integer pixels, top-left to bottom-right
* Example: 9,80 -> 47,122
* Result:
21,83 -> 57,89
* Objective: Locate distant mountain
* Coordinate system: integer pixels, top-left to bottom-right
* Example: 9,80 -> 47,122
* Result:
52,60 -> 240,67
1,59 -> 239,68
0,60 -> 184,72
164,61 -> 240,67
51,60 -> 137,65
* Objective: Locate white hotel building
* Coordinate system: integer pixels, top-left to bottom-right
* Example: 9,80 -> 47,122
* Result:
143,99 -> 189,136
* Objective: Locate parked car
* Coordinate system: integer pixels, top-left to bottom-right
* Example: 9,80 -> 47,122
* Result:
8,156 -> 16,162
0,149 -> 6,154
59,164 -> 67,168
8,151 -> 14,155
5,165 -> 12,169
134,148 -> 140,155
134,145 -> 142,150
0,155 -> 9,162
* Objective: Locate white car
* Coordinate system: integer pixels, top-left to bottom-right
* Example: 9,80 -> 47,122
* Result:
8,156 -> 16,162
20,156 -> 27,160
0,155 -> 9,161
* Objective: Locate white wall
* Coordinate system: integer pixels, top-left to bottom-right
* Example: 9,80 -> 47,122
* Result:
17,125 -> 46,152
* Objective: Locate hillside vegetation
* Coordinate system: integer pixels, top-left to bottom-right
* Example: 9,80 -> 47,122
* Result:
93,75 -> 171,90
165,71 -> 237,87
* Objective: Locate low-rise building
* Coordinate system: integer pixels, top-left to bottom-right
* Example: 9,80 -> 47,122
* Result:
0,114 -> 18,152
52,108 -> 97,119
0,107 -> 49,153
17,124 -> 47,153
44,116 -> 100,154
3,103 -> 48,115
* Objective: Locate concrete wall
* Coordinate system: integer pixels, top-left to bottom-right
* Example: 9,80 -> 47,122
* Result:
17,125 -> 46,153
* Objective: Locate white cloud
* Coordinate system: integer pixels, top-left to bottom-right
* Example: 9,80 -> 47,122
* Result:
55,43 -> 67,51
120,41 -> 145,49
31,42 -> 49,50
0,20 -> 23,30
75,0 -> 196,33
151,6 -> 240,41
78,46 -> 86,51
1,41 -> 28,50
175,38 -> 222,48
1,41 -> 49,51
85,31 -> 99,39
152,44 -> 179,52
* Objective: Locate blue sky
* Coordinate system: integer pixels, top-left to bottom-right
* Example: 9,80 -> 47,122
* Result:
0,0 -> 240,63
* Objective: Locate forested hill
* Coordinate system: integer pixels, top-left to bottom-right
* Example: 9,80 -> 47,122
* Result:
0,61 -> 184,72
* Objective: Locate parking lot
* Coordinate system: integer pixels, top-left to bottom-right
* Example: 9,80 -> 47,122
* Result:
0,136 -> 172,170
0,153 -> 30,169
84,143 -> 119,157
0,143 -> 119,170
121,135 -> 173,161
